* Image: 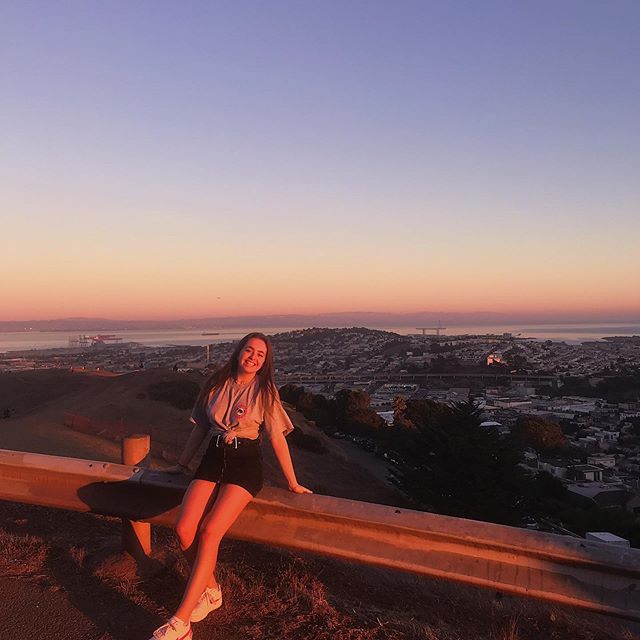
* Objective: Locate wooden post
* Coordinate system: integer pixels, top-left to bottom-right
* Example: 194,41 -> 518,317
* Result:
121,434 -> 152,558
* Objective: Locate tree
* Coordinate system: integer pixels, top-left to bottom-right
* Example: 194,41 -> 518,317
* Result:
512,416 -> 568,452
503,346 -> 527,370
527,471 -> 569,515
558,506 -> 640,548
295,391 -> 316,416
308,393 -> 336,428
398,401 -> 532,525
429,355 -> 461,373
334,389 -> 385,434
402,397 -> 449,429
279,384 -> 305,405
392,396 -> 410,429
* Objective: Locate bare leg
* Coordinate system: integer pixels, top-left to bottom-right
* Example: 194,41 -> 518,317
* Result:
174,479 -> 220,590
174,484 -> 253,622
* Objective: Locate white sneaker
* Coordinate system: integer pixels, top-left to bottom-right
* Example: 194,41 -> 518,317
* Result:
149,616 -> 192,640
190,584 -> 223,622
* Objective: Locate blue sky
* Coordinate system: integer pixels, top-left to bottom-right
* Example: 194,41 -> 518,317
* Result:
1,1 -> 639,319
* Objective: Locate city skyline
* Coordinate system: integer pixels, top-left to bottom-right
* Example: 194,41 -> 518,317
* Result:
2,1 -> 639,321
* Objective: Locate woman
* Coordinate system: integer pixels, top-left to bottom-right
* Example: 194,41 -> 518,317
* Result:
149,332 -> 311,640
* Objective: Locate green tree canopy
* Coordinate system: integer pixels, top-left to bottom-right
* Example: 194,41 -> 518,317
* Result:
334,389 -> 385,434
398,401 -> 531,525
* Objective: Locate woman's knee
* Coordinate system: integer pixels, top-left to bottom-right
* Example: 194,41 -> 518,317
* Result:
175,518 -> 198,549
198,520 -> 225,545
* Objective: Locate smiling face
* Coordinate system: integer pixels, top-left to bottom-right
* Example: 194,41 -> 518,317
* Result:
237,337 -> 268,377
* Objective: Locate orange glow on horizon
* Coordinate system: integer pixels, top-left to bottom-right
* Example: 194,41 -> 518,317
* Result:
2,218 -> 639,322
2,297 -> 639,323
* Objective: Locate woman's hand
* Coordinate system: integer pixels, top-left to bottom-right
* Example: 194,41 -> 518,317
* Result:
289,483 -> 313,494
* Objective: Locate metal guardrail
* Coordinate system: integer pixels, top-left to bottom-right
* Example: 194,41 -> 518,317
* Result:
1,448 -> 639,621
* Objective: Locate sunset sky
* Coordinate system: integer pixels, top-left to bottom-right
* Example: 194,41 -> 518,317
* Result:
2,1 -> 639,321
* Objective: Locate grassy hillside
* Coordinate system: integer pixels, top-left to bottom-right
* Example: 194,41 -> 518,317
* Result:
0,369 -> 404,504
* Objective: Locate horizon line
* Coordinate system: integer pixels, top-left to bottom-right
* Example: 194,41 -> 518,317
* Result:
2,310 -> 640,326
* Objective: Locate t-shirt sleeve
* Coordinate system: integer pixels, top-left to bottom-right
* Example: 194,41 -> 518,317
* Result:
190,400 -> 211,431
263,390 -> 294,438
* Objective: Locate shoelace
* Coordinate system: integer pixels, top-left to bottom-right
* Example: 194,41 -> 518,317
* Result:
155,619 -> 186,638
206,588 -> 220,603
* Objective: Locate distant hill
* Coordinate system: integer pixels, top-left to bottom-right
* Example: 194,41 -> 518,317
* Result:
3,310 -> 640,332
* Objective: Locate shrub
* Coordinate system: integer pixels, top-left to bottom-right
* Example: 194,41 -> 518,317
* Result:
288,426 -> 328,454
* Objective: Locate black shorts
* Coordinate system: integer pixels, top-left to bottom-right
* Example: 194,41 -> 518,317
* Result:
193,436 -> 263,497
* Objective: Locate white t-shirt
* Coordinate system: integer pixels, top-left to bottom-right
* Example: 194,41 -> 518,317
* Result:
191,377 -> 293,440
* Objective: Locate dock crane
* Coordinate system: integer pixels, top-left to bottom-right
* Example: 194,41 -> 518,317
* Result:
416,322 -> 447,337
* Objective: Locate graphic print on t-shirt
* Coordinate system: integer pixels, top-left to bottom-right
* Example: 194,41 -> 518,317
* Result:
233,403 -> 248,421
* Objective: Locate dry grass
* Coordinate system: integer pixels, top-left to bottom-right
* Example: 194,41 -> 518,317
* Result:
498,618 -> 520,640
1,504 -> 639,640
144,525 -> 640,640
0,528 -> 48,577
69,544 -> 88,569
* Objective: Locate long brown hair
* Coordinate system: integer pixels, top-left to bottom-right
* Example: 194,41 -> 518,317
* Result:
195,332 -> 277,411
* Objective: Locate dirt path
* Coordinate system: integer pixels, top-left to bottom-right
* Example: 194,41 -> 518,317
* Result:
0,576 -> 127,640
332,439 -> 395,488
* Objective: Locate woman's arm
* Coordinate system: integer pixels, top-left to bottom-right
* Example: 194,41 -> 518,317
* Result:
269,430 -> 312,493
165,423 -> 208,473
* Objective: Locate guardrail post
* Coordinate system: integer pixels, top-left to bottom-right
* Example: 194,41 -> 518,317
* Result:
121,434 -> 151,559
